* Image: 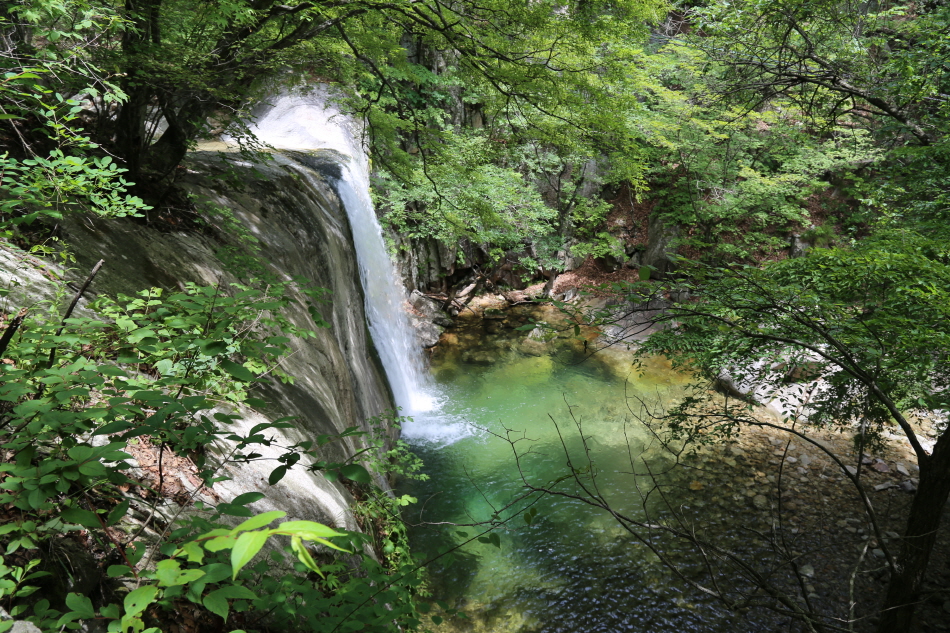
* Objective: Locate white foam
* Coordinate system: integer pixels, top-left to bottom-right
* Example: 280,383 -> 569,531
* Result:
227,87 -> 353,154
401,411 -> 476,446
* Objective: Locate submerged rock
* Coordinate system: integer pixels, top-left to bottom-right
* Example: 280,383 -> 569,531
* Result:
462,349 -> 498,364
493,356 -> 554,385
519,337 -> 548,356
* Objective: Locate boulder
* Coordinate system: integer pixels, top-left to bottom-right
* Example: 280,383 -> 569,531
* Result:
0,608 -> 42,633
642,214 -> 679,278
407,290 -> 452,348
409,290 -> 454,327
413,320 -> 444,348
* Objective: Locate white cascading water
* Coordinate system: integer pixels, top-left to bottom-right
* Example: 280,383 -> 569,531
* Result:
235,88 -> 435,414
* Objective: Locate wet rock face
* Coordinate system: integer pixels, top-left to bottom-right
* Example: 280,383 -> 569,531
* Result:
3,151 -> 392,530
407,290 -> 453,348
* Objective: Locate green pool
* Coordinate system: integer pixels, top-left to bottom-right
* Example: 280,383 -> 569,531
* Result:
399,308 -> 769,632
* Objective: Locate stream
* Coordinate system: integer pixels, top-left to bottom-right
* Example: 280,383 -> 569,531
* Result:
400,306 -> 775,632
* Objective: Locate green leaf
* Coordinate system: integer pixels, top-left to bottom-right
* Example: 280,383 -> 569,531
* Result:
339,464 -> 372,484
177,569 -> 206,585
477,532 -> 501,549
78,460 -> 107,476
67,445 -> 94,461
215,504 -> 252,518
177,541 -> 205,564
220,360 -> 255,382
203,588 -> 229,620
155,559 -> 183,587
201,341 -> 229,355
204,536 -> 237,552
232,511 -> 285,533
202,585 -> 257,620
156,559 -> 206,587
230,530 -> 270,578
107,565 -> 132,578
107,500 -> 130,526
211,585 -> 256,600
290,536 -> 322,576
199,563 -> 232,585
268,465 -> 288,485
61,507 -> 101,529
95,421 -> 134,435
231,492 -> 265,506
126,542 -> 147,565
277,521 -> 346,540
124,586 -> 157,618
65,593 -> 95,619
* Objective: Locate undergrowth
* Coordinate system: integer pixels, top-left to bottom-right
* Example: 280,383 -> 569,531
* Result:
0,258 -> 454,633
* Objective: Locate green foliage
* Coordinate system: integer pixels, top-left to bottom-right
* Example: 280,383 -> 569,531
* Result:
566,197 -> 623,261
0,70 -> 148,233
1,0 -> 664,186
5,0 -> 670,279
49,511 -> 424,632
635,42 -> 879,260
364,411 -> 428,483
0,273 -> 430,632
381,131 -> 557,263
0,281 -> 314,526
801,221 -> 836,248
636,230 -> 950,441
368,2 -> 665,271
1,149 -> 146,224
683,0 -> 950,247
0,4 -> 149,234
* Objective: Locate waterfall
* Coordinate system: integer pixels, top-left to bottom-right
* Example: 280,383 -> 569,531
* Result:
236,88 -> 434,413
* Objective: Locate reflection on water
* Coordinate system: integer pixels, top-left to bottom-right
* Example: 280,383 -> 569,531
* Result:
399,307 -> 766,632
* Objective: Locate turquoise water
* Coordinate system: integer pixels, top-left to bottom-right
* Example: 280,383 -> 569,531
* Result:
399,310 -> 763,632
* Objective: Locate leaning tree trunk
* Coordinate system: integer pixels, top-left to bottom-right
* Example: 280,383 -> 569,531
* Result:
113,0 -> 163,184
146,97 -> 207,179
114,83 -> 151,182
876,434 -> 950,633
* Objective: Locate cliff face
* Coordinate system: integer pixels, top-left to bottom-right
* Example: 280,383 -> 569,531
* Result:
1,150 -> 393,530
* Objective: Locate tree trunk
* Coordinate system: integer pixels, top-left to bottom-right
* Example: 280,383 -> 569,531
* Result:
876,435 -> 950,633
114,84 -> 150,181
146,97 -> 207,179
113,0 -> 163,183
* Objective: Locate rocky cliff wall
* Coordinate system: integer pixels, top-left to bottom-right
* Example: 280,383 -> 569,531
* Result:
1,150 -> 393,531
